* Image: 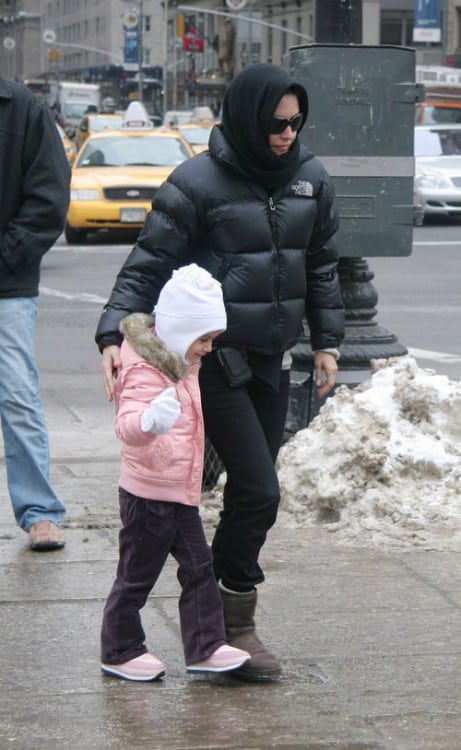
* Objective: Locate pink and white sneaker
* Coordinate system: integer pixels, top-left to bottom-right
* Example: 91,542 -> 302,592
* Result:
101,653 -> 165,682
187,644 -> 250,674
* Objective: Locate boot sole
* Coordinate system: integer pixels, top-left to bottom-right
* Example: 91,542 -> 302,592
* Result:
228,666 -> 282,682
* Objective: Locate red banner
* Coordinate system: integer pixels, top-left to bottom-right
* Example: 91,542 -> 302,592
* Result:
183,26 -> 204,53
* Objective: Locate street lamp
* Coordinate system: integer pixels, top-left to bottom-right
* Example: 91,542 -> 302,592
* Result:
163,0 -> 168,117
0,10 -> 41,80
137,1 -> 143,103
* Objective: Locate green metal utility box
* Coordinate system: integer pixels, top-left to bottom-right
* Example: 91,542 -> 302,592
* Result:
289,44 -> 423,257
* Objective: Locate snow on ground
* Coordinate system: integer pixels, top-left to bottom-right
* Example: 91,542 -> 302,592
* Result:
201,356 -> 461,550
276,356 -> 461,549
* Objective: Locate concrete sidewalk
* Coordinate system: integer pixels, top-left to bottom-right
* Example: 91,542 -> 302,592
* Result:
0,378 -> 460,750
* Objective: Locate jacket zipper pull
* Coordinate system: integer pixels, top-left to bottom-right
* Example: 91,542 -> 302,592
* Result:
268,196 -> 276,229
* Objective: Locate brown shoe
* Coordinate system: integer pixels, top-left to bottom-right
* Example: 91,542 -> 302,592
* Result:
29,521 -> 65,551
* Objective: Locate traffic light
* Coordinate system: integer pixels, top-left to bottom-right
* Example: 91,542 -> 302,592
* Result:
47,48 -> 60,62
176,14 -> 185,39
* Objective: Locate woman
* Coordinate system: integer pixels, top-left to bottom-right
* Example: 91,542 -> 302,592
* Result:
96,63 -> 344,681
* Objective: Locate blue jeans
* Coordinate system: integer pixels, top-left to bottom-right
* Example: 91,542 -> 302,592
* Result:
0,297 -> 66,531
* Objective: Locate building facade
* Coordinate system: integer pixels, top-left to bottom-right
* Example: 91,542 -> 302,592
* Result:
0,0 -> 459,112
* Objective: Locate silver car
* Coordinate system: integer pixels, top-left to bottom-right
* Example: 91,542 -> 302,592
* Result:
414,125 -> 461,220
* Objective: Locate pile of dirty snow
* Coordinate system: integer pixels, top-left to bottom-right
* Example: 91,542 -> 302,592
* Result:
276,356 -> 461,549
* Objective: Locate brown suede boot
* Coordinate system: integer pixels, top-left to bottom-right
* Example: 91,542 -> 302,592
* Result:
220,587 -> 282,681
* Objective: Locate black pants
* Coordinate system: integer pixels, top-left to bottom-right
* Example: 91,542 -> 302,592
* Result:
199,352 -> 290,592
101,488 -> 226,666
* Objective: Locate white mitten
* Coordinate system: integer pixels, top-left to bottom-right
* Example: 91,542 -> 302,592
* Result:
141,387 -> 181,435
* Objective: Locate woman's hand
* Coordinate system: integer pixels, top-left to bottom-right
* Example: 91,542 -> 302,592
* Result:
101,345 -> 121,401
314,351 -> 338,399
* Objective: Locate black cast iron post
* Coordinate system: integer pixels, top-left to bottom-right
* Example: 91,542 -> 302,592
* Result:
285,0 -> 409,437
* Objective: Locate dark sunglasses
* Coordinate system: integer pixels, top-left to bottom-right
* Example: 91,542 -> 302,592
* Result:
269,112 -> 303,135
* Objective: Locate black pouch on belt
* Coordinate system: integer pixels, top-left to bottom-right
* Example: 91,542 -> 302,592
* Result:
216,347 -> 252,388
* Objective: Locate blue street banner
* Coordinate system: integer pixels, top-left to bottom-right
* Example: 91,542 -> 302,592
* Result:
124,28 -> 139,63
123,10 -> 140,64
413,0 -> 441,43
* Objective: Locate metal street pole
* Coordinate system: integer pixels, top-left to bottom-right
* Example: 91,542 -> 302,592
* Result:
138,0 -> 143,103
122,2 -> 143,103
315,0 -> 362,43
163,0 -> 168,116
163,0 -> 168,117
48,41 -> 123,63
173,9 -> 177,108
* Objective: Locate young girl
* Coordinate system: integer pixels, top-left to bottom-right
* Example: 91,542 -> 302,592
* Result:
101,264 -> 250,681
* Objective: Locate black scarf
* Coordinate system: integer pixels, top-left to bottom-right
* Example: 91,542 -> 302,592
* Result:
221,63 -> 309,192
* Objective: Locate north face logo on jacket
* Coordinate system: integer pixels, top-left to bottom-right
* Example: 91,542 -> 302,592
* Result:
291,180 -> 313,197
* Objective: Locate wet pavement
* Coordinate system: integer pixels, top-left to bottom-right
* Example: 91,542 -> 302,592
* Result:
0,370 -> 460,750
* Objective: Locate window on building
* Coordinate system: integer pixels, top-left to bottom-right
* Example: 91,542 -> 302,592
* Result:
381,10 -> 414,46
145,15 -> 151,32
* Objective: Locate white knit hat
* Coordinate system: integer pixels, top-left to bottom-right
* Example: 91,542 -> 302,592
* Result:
154,264 -> 227,362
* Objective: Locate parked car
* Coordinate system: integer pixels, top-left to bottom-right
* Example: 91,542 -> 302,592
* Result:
414,124 -> 461,221
65,102 -> 195,243
75,112 -> 125,151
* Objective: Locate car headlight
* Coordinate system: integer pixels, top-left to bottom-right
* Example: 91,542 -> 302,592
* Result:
70,189 -> 101,200
414,169 -> 452,189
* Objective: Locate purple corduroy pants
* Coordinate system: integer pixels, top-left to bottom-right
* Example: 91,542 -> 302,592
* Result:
101,487 -> 226,666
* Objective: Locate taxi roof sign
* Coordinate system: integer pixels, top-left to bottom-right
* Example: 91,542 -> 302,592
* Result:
121,101 -> 154,130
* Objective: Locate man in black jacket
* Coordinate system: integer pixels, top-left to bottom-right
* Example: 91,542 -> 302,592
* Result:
96,63 -> 344,680
0,77 -> 70,550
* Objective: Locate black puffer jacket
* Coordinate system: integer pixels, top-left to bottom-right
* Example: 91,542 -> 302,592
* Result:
96,126 -> 344,354
0,77 -> 70,297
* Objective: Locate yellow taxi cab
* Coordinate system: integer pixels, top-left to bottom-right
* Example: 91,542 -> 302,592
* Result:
178,121 -> 214,154
56,122 -> 76,166
75,112 -> 125,152
171,107 -> 215,154
65,102 -> 195,244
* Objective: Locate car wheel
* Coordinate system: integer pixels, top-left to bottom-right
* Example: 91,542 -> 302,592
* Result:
65,223 -> 87,244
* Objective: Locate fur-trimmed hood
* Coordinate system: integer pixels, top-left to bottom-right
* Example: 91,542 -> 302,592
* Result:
119,313 -> 188,382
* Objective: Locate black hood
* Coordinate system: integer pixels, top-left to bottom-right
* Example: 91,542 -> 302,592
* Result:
220,63 -> 309,192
